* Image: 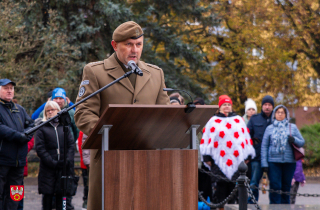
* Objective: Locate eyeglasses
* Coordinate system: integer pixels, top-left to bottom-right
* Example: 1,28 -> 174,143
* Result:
46,109 -> 57,113
276,111 -> 285,115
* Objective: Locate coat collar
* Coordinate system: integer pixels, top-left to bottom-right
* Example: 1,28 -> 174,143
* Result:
0,98 -> 19,112
215,111 -> 237,118
104,53 -> 151,95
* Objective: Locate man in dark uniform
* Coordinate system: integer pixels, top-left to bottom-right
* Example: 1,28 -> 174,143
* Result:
74,21 -> 170,209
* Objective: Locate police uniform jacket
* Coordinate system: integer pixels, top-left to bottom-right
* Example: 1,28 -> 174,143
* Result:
74,53 -> 170,209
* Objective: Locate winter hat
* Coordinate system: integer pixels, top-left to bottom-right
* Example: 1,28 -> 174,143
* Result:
245,98 -> 257,113
218,95 -> 232,108
52,88 -> 66,100
261,95 -> 274,107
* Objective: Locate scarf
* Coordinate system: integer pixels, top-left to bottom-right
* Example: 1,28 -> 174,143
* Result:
271,119 -> 288,153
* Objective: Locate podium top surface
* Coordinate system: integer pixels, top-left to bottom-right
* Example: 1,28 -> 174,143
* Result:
82,104 -> 218,150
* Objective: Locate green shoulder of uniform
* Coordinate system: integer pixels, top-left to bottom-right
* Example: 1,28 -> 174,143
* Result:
87,61 -> 104,67
146,63 -> 161,70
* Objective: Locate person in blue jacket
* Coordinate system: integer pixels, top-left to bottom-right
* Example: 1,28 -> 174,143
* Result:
261,105 -> 304,204
247,95 -> 274,203
31,90 -> 75,120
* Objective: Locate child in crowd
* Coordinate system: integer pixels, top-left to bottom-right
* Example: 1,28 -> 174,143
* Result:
290,158 -> 306,204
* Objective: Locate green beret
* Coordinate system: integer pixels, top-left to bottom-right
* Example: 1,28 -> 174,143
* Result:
112,21 -> 144,42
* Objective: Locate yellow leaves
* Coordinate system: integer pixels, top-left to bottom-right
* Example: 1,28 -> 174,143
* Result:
260,30 -> 272,39
310,2 -> 319,11
234,0 -> 243,7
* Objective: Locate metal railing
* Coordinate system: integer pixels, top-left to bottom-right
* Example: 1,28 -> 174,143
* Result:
198,161 -> 320,210
198,161 -> 261,210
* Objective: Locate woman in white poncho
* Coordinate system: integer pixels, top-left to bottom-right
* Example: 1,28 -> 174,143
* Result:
200,95 -> 255,206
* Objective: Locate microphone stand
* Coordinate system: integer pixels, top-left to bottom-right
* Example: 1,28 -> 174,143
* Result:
25,67 -> 142,210
164,88 -> 196,113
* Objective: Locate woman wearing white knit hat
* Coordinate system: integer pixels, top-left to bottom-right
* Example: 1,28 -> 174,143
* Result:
243,98 -> 257,125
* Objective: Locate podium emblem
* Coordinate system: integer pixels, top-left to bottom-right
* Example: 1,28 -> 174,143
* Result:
10,185 -> 24,201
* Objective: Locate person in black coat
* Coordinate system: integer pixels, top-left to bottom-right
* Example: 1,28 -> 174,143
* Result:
0,79 -> 34,210
35,101 -> 75,210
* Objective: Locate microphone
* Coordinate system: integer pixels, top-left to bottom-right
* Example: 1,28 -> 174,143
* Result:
127,60 -> 143,76
163,88 -> 196,113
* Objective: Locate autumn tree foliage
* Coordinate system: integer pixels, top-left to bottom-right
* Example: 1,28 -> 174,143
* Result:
0,1 -> 81,113
1,0 -> 320,114
184,0 -> 320,111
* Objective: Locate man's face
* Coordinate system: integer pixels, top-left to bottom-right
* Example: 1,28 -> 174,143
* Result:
111,36 -> 144,64
0,84 -> 14,102
53,97 -> 65,109
262,103 -> 273,116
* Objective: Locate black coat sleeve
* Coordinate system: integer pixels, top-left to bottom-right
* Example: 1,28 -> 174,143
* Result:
0,120 -> 23,142
35,129 -> 57,169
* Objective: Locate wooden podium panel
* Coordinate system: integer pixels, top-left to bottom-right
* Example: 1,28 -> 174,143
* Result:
104,149 -> 198,210
83,104 -> 218,150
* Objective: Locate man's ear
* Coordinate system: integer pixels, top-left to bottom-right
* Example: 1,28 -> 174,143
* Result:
111,40 -> 117,51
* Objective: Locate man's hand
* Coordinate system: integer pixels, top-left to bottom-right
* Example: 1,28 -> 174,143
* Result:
252,137 -> 261,145
17,133 -> 30,144
66,97 -> 71,104
204,161 -> 212,167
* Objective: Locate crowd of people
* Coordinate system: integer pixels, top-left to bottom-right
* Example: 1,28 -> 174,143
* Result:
198,95 -> 306,209
0,80 -> 89,210
0,20 -> 307,210
0,78 -> 308,210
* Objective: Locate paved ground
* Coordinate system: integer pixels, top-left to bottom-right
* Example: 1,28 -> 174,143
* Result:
256,183 -> 320,205
22,177 -> 320,209
24,177 -> 84,210
24,185 -> 84,210
226,180 -> 320,210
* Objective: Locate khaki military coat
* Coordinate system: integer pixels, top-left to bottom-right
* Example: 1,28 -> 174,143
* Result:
74,53 -> 170,210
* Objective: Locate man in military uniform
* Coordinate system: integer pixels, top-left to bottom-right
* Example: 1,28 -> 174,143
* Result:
74,21 -> 170,209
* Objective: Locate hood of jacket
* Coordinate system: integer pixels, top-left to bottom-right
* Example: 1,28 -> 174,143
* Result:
271,105 -> 290,122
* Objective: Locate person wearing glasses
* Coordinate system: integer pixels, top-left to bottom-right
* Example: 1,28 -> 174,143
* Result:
261,105 -> 305,204
35,101 -> 75,210
38,88 -> 79,143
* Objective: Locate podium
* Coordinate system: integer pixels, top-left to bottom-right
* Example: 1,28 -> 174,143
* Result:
83,104 -> 218,210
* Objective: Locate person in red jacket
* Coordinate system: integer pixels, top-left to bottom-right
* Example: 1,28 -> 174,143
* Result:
77,131 -> 89,209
